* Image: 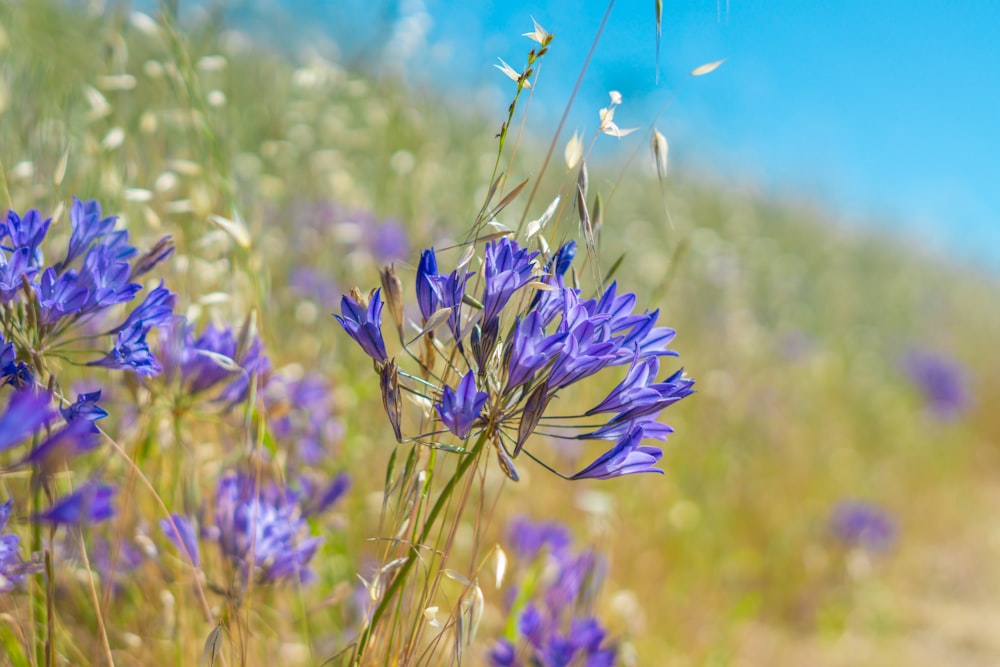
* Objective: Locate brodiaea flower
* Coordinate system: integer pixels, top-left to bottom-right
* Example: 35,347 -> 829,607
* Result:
436,370 -> 489,438
0,499 -> 42,592
338,235 -> 693,483
482,237 -> 540,323
489,517 -> 618,667
335,289 -> 388,363
206,473 -> 322,584
33,482 -> 116,525
830,500 -> 896,553
0,390 -> 56,452
900,348 -> 972,421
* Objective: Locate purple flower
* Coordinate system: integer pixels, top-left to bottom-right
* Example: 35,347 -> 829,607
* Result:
0,332 -> 32,389
549,241 -> 576,279
570,425 -> 664,480
34,482 -> 116,525
208,473 -> 323,584
60,391 -> 108,432
215,334 -> 270,407
90,321 -> 162,376
0,247 -> 37,303
0,390 -> 56,452
161,319 -> 238,394
505,311 -> 567,391
587,359 -> 695,424
18,419 -> 101,475
830,501 -> 896,553
35,267 -> 89,325
299,471 -> 351,517
59,197 -> 120,269
160,514 -> 201,567
490,517 -> 618,667
487,639 -> 518,667
266,373 -> 341,465
365,219 -> 409,264
482,238 -> 539,323
415,248 -> 440,321
429,269 -> 472,342
111,281 -> 175,334
77,244 -> 140,313
4,208 -> 50,266
436,370 -> 489,439
900,348 -> 972,420
507,516 -> 571,561
0,499 -> 42,592
334,289 -> 388,363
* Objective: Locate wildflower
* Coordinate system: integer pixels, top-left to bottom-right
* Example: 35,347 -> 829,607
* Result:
266,372 -> 342,465
0,332 -> 32,389
830,501 -> 896,553
60,391 -> 109,431
18,419 -> 101,478
90,320 -> 162,376
489,518 -> 618,666
197,473 -> 323,585
428,268 -> 472,343
0,247 -> 36,303
59,197 -> 119,269
3,208 -> 50,267
436,370 -> 489,439
338,236 -> 694,482
0,390 -> 56,452
482,237 -> 540,323
335,289 -> 389,363
900,348 -> 972,420
111,280 -> 176,333
298,471 -> 351,517
160,319 -> 240,396
160,514 -> 201,567
0,499 -> 42,592
505,311 -> 566,391
33,482 -> 116,526
415,248 -> 440,321
3,199 -> 174,377
507,516 -> 571,561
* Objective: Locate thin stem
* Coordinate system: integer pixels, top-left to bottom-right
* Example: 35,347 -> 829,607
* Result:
77,531 -> 115,666
352,431 -> 489,663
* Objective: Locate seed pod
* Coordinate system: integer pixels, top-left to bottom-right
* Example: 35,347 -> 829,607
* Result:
380,360 -> 403,441
515,381 -> 549,457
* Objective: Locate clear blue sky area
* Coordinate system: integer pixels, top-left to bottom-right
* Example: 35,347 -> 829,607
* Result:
158,0 -> 1000,270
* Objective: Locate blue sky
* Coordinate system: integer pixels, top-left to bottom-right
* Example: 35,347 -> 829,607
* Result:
176,0 -> 1000,270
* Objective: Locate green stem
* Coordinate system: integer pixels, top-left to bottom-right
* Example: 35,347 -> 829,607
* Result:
353,432 -> 489,663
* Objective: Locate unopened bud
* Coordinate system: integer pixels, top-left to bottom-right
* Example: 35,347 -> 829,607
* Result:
379,264 -> 404,342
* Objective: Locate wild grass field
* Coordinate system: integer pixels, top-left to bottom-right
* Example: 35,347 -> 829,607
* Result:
1,2 -> 999,666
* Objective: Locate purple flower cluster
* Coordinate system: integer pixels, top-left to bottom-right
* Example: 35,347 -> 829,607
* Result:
1,198 -> 175,377
159,317 -> 271,407
489,517 -> 617,667
336,236 -> 694,481
0,387 -> 117,593
161,470 -> 348,585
